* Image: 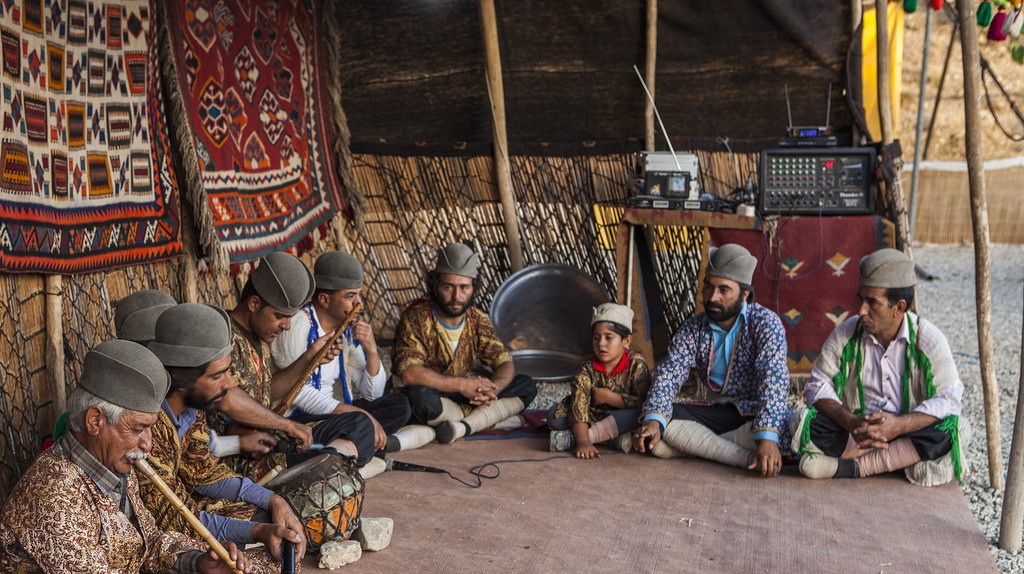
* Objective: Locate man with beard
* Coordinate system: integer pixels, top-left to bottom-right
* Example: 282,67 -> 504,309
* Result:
0,339 -> 253,573
632,244 -> 792,478
793,249 -> 968,486
392,242 -> 537,443
139,303 -> 307,564
217,251 -> 376,479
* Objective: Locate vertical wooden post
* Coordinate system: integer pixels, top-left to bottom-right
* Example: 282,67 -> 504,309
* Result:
644,0 -> 658,151
44,275 -> 66,418
875,0 -> 912,255
479,0 -> 525,272
957,0 -> 1003,491
851,0 -> 863,144
999,287 -> 1024,550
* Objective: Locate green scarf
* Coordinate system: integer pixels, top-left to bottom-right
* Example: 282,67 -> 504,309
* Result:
799,316 -> 961,482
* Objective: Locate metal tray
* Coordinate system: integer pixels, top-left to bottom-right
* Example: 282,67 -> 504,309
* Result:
491,263 -> 609,357
510,349 -> 582,383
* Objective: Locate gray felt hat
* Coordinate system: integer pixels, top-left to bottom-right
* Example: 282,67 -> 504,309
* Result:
148,303 -> 232,370
435,243 -> 481,279
860,248 -> 915,289
314,252 -> 364,291
592,303 -> 634,333
251,252 -> 315,313
706,244 -> 756,286
78,339 -> 170,414
114,290 -> 176,344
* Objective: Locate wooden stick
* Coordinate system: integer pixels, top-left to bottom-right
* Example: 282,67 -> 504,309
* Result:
957,0 -> 1003,491
479,0 -> 525,272
134,458 -> 242,574
999,287 -> 1024,550
44,275 -> 66,420
274,303 -> 363,416
644,0 -> 658,152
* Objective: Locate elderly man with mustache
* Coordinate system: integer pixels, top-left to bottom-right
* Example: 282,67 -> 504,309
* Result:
632,244 -> 793,478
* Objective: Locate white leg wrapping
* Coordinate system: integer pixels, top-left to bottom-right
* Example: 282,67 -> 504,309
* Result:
661,419 -> 752,468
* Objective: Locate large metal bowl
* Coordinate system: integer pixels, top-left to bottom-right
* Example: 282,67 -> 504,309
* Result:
491,263 -> 609,380
509,349 -> 582,383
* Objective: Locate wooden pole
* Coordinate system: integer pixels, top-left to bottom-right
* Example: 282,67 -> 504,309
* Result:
999,287 -> 1024,550
957,0 -> 1003,490
644,0 -> 658,151
851,0 -> 863,145
875,0 -> 913,255
479,0 -> 525,272
908,8 -> 932,241
44,275 -> 66,419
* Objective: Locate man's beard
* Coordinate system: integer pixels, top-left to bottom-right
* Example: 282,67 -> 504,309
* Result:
705,297 -> 744,323
184,387 -> 228,413
432,291 -> 475,318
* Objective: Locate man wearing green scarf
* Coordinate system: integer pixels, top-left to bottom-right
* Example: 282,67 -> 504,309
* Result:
793,249 -> 969,486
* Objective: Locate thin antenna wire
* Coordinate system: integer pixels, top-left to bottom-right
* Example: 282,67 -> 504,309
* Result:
785,84 -> 793,130
633,65 -> 681,170
825,83 -> 832,128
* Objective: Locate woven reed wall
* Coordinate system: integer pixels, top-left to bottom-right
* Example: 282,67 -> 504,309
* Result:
910,160 -> 1024,244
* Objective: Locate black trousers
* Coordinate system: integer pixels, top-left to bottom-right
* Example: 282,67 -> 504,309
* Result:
353,393 -> 412,436
809,410 -> 952,461
671,402 -> 750,434
402,373 -> 538,426
288,411 -> 376,467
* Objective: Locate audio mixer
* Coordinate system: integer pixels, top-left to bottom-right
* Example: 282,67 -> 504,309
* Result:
759,147 -> 876,215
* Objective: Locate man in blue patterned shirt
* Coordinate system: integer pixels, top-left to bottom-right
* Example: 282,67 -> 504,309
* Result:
632,244 -> 792,478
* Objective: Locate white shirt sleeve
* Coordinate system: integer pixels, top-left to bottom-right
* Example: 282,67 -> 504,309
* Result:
293,383 -> 341,416
347,343 -> 387,401
804,363 -> 841,406
271,313 -> 313,372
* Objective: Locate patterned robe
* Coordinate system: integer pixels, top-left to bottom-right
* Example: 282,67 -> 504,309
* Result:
209,317 -> 287,480
140,407 -> 257,539
643,302 -> 792,443
553,350 -> 651,425
0,438 -> 199,573
392,299 -> 512,382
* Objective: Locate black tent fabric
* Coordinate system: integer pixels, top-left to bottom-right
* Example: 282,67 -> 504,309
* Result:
332,0 -> 854,150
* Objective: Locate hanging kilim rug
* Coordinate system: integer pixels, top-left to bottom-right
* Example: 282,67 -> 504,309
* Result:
0,0 -> 182,274
162,0 -> 342,269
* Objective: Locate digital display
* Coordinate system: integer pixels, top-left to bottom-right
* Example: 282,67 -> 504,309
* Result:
824,160 -> 834,168
798,128 -> 819,137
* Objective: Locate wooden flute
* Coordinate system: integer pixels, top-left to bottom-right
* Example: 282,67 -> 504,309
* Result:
273,302 -> 363,416
133,457 -> 243,574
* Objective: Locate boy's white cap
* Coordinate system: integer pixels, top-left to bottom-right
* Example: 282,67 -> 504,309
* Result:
591,303 -> 633,332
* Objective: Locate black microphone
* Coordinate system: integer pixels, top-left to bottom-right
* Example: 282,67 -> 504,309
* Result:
281,539 -> 295,574
385,458 -> 446,473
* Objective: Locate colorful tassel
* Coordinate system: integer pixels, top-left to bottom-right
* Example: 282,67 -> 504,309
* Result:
979,1 -> 994,26
990,8 -> 1009,40
1013,43 -> 1024,64
928,0 -> 943,10
904,0 -> 918,12
1004,6 -> 1024,37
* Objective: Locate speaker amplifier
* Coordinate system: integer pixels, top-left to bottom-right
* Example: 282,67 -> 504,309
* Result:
759,147 -> 876,215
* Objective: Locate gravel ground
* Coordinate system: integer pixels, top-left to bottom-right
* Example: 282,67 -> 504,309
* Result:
914,244 -> 1024,572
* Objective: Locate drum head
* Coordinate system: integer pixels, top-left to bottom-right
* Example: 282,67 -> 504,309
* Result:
265,453 -> 336,490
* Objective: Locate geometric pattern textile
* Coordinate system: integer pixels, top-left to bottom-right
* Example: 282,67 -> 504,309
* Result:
0,0 -> 182,273
163,0 -> 341,267
711,215 -> 896,374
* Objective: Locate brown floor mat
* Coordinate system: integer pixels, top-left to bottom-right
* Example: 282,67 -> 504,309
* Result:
302,438 -> 996,573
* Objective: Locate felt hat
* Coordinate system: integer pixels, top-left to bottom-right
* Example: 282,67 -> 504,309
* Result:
114,290 -> 176,344
706,244 -> 756,286
78,339 -> 170,414
435,243 -> 480,279
250,252 -> 315,313
148,304 -> 232,372
860,248 -> 915,289
314,252 -> 364,291
592,303 -> 634,333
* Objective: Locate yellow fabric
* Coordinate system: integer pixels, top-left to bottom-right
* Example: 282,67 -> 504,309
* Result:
861,6 -> 904,142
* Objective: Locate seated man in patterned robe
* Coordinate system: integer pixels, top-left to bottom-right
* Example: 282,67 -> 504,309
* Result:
0,340 -> 255,573
215,251 -> 377,479
392,242 -> 537,444
632,244 -> 793,478
793,248 -> 969,486
141,303 -> 306,563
